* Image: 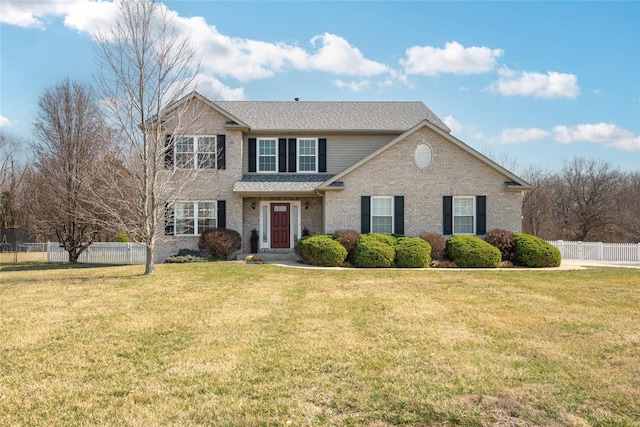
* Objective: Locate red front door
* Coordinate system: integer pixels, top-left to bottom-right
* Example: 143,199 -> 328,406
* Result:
270,203 -> 290,248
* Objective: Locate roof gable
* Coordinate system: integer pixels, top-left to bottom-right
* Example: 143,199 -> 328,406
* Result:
318,120 -> 532,190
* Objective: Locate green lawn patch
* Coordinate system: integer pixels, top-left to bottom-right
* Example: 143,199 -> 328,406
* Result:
1,263 -> 638,425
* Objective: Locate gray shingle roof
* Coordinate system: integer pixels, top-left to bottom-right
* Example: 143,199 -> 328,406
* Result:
215,101 -> 450,133
233,174 -> 334,194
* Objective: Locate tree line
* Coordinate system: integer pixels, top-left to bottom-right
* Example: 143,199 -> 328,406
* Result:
521,159 -> 639,243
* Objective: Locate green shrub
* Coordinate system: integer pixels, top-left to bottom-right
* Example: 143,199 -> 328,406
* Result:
354,234 -> 396,268
419,232 -> 446,260
115,231 -> 130,243
514,233 -> 561,267
177,248 -> 205,257
164,254 -> 208,263
198,228 -> 241,260
446,235 -> 501,268
485,228 -> 516,261
297,235 -> 347,267
395,237 -> 432,268
334,230 -> 360,264
368,233 -> 398,247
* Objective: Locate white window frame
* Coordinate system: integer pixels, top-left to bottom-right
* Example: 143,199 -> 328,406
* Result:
371,196 -> 394,234
453,196 -> 475,235
257,138 -> 278,173
175,136 -> 217,170
174,201 -> 217,236
297,138 -> 318,173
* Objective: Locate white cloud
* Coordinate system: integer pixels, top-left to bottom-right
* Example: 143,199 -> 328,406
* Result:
2,1 -> 390,85
401,41 -> 503,76
0,0 -> 116,31
188,74 -> 245,101
443,115 -> 464,134
500,128 -> 549,144
0,115 -> 11,127
553,123 -> 640,151
307,33 -> 389,76
333,80 -> 371,93
494,67 -> 580,99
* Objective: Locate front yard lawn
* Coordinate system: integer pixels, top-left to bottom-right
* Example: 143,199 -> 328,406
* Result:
1,262 -> 638,425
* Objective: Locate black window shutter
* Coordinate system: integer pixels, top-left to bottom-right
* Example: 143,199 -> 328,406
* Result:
248,138 -> 256,172
361,196 -> 371,234
476,195 -> 486,235
443,196 -> 453,235
217,135 -> 226,170
164,134 -> 173,169
288,138 -> 297,172
217,200 -> 226,229
278,138 -> 287,173
319,138 -> 327,173
394,196 -> 404,235
164,202 -> 174,235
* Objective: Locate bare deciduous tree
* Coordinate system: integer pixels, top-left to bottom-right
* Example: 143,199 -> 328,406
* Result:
553,158 -> 623,241
521,157 -> 637,243
94,0 -> 202,275
27,79 -> 113,262
521,166 -> 557,239
0,132 -> 27,232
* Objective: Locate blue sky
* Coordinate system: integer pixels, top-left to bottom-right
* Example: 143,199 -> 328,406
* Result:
1,0 -> 639,172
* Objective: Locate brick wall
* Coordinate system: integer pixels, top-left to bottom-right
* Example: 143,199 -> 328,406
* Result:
324,126 -> 524,236
155,100 -> 244,262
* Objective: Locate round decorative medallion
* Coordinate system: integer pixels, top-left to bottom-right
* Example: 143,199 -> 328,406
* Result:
414,144 -> 432,169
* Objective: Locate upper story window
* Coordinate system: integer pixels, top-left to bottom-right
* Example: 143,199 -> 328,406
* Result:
175,136 -> 218,170
297,138 -> 318,173
371,196 -> 393,234
258,138 -> 277,173
453,196 -> 475,234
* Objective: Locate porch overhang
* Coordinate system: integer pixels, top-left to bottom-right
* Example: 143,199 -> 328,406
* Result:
233,174 -> 334,197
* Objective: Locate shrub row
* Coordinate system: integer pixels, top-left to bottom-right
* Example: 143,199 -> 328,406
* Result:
296,229 -> 560,269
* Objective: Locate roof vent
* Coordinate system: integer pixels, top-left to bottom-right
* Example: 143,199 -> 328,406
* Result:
294,97 -> 299,101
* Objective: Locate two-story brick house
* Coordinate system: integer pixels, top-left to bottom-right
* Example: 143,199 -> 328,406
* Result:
157,92 -> 531,261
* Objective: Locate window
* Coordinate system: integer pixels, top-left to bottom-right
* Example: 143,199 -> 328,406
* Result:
197,137 -> 217,169
175,136 -> 217,170
175,201 -> 216,236
258,138 -> 277,172
371,196 -> 393,234
175,137 -> 195,169
453,196 -> 474,234
297,138 -> 317,172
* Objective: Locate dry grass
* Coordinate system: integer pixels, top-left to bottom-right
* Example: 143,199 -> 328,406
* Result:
1,261 -> 638,426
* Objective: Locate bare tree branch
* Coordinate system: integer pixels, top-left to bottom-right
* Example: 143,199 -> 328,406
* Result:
94,0 -> 203,275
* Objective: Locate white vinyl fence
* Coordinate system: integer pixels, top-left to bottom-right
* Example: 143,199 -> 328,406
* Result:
547,240 -> 640,262
47,242 -> 146,264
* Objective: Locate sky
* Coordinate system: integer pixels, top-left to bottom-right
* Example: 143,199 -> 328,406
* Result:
0,0 -> 639,173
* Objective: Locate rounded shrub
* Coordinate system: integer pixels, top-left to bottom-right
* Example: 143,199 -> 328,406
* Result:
297,234 -> 347,267
395,237 -> 432,268
198,228 -> 242,260
368,233 -> 398,247
446,235 -> 501,268
513,233 -> 561,267
419,232 -> 446,260
354,234 -> 396,268
485,228 -> 516,261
